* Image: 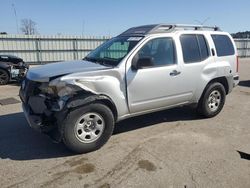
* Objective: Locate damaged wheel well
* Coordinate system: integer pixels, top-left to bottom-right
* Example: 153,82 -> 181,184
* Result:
207,77 -> 229,94
98,98 -> 118,121
66,94 -> 118,121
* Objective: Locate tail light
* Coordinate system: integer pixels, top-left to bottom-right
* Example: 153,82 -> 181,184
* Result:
236,56 -> 239,73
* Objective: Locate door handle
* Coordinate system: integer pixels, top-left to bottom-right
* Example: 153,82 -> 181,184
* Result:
211,48 -> 215,56
170,70 -> 181,76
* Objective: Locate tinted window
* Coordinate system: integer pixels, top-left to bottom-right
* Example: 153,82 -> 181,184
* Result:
137,37 -> 176,67
180,35 -> 200,63
197,35 -> 209,60
211,35 -> 235,56
180,34 -> 209,63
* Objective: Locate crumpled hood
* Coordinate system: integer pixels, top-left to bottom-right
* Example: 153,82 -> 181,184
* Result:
26,60 -> 110,82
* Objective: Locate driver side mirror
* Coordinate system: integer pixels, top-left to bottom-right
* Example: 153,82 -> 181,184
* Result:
131,55 -> 154,70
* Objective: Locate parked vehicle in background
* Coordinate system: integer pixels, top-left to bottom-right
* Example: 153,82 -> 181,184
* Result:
0,55 -> 29,85
20,24 -> 239,153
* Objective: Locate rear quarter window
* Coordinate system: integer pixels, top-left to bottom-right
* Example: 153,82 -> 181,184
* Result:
211,35 -> 235,56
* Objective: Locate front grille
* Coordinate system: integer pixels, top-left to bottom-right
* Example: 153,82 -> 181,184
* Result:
21,79 -> 41,103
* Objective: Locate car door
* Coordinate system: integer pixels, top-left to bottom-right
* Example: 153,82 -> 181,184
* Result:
126,37 -> 193,113
178,33 -> 213,102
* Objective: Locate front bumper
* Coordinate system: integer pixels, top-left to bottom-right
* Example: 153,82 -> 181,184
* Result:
20,87 -> 59,133
22,101 -> 66,142
22,103 -> 44,131
19,78 -> 73,142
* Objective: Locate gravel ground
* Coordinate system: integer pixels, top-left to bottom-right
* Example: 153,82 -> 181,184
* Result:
0,59 -> 250,188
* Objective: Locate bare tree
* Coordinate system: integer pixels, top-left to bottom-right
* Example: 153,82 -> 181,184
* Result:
20,19 -> 37,35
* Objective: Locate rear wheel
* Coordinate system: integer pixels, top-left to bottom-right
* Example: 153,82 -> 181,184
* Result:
0,69 -> 10,85
62,103 -> 114,153
197,82 -> 226,118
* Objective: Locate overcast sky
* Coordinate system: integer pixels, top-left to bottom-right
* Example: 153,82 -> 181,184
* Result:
0,0 -> 249,36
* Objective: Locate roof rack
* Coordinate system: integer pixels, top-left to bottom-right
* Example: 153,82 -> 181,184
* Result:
151,24 -> 221,33
119,24 -> 221,36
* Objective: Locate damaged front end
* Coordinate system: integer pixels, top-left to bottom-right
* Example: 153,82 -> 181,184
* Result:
10,62 -> 29,81
19,77 -> 93,141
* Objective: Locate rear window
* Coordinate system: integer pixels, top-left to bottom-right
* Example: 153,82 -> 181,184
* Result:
211,35 -> 235,56
180,34 -> 209,63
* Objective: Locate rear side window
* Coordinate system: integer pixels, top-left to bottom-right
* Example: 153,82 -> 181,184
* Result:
180,34 -> 209,63
197,35 -> 209,59
211,35 -> 235,56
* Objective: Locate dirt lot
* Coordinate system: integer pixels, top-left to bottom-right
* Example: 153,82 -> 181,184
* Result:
0,59 -> 250,188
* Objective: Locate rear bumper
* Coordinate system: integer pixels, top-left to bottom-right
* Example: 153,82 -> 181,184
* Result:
233,75 -> 239,87
226,74 -> 239,94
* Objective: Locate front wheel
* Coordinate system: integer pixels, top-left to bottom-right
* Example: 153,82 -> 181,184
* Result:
197,82 -> 226,118
0,69 -> 10,85
62,103 -> 115,153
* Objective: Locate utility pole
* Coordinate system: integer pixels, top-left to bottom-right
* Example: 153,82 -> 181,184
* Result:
12,3 -> 19,34
82,20 -> 85,36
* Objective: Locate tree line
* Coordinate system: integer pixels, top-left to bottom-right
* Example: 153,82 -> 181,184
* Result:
231,31 -> 250,39
0,18 -> 38,35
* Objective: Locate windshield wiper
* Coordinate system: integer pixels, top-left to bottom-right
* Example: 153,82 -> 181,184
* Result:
83,57 -> 98,62
83,57 -> 114,67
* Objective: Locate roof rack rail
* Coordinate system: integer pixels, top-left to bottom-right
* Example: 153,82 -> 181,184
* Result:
119,24 -> 221,36
149,24 -> 221,34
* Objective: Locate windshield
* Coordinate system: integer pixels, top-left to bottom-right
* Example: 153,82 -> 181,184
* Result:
84,36 -> 143,67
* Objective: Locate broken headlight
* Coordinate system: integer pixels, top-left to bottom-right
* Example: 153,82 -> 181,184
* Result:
37,79 -> 78,111
46,78 -> 79,97
39,82 -> 55,95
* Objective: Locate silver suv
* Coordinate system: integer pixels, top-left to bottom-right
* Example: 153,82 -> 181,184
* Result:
20,24 -> 239,153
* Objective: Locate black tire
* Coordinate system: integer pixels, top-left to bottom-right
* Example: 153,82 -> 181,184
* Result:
62,103 -> 115,153
0,69 -> 10,85
197,82 -> 226,118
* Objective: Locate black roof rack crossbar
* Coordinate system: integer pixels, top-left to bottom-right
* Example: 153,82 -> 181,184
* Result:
119,24 -> 221,36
